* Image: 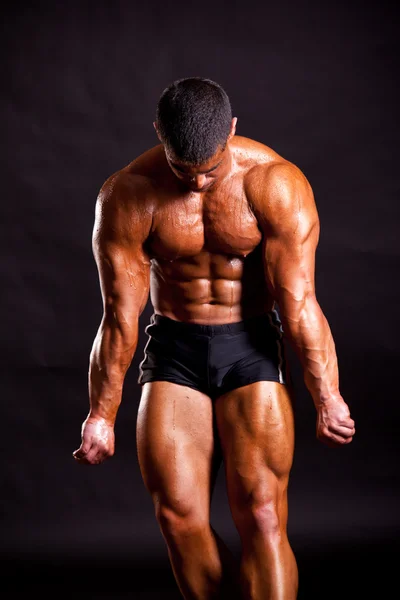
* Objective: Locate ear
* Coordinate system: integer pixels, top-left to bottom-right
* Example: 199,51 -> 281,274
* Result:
228,117 -> 237,140
153,121 -> 162,142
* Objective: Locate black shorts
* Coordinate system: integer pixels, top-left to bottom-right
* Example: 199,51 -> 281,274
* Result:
138,309 -> 289,400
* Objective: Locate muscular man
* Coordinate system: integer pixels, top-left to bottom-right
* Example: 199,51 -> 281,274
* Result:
73,77 -> 355,600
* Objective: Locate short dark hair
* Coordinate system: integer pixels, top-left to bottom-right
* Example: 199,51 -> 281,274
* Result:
155,77 -> 232,164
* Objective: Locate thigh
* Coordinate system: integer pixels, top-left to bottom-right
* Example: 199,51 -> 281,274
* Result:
215,381 -> 295,513
136,381 -> 222,518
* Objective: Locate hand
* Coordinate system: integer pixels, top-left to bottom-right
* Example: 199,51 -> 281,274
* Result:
316,396 -> 355,448
73,416 -> 115,465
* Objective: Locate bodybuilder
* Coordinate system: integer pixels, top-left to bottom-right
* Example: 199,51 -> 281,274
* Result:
73,77 -> 355,600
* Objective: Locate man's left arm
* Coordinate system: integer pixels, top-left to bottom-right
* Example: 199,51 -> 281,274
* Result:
250,162 -> 355,447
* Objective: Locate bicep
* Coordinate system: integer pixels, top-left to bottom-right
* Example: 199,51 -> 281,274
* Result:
261,167 -> 320,315
93,240 -> 151,323
92,177 -> 152,331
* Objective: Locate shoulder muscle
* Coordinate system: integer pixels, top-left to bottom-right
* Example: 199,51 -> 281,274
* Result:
247,161 -> 319,241
93,171 -> 153,251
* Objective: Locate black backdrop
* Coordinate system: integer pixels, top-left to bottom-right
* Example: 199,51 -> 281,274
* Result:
2,1 -> 399,598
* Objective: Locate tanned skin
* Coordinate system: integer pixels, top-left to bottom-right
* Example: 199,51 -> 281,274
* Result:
73,118 -> 355,600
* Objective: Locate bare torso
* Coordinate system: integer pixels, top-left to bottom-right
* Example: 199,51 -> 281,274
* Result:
119,136 -> 290,324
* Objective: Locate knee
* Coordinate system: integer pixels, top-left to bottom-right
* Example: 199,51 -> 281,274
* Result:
155,500 -> 208,542
232,489 -> 285,541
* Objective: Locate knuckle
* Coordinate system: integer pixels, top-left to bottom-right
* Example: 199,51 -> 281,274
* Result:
339,436 -> 351,445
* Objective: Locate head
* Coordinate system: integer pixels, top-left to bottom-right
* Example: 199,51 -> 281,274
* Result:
154,77 -> 237,191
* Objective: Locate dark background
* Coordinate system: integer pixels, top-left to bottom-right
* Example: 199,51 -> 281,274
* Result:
2,1 -> 399,598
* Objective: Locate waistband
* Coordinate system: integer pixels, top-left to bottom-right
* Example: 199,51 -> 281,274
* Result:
149,312 -> 275,337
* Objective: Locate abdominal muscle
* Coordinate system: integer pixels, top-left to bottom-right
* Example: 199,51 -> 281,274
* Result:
149,251 -> 273,324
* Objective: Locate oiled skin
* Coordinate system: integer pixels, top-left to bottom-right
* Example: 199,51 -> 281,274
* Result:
146,143 -> 271,324
73,128 -> 355,600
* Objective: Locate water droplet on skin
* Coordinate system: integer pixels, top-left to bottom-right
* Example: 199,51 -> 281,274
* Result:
126,270 -> 137,289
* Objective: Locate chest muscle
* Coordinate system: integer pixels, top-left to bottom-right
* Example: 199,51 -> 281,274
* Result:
148,191 -> 262,260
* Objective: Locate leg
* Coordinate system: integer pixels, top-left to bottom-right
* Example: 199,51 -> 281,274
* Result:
215,381 -> 298,600
136,381 -> 241,599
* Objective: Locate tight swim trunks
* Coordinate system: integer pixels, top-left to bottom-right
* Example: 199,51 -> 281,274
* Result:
138,309 -> 289,400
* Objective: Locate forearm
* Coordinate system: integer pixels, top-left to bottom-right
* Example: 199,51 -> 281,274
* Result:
280,295 -> 340,407
88,313 -> 139,424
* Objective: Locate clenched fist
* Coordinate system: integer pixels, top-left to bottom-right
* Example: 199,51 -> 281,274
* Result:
73,416 -> 115,465
316,396 -> 355,447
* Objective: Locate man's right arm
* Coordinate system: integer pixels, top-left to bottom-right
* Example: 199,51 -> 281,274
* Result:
73,172 -> 152,465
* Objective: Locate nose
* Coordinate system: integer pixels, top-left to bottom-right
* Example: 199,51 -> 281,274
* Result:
189,174 -> 207,187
